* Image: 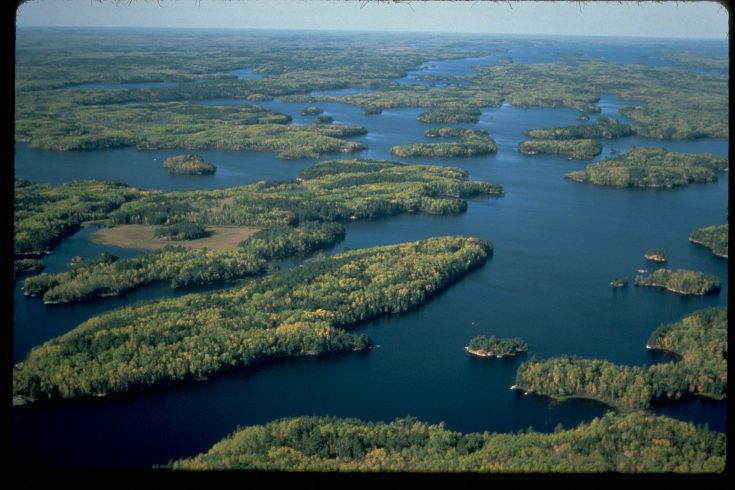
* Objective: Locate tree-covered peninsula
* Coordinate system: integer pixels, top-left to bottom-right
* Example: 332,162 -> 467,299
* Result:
392,128 -> 497,158
16,97 -> 367,158
565,147 -> 728,188
13,258 -> 45,280
13,179 -> 150,277
690,224 -> 728,259
13,237 -> 493,402
514,307 -> 727,411
466,336 -> 528,358
21,160 -> 502,304
163,154 -> 216,175
635,269 -> 721,296
518,139 -> 602,160
167,411 -> 724,472
525,117 -> 635,140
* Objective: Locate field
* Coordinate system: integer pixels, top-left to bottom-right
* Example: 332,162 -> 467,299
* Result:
91,224 -> 260,251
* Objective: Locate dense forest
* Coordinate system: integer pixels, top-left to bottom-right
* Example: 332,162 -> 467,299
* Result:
22,223 -> 347,304
690,224 -> 728,258
515,308 -> 727,411
417,106 -> 482,123
13,179 -> 149,279
163,154 -> 216,175
110,159 -> 503,227
635,268 -> 721,295
13,258 -> 45,280
167,411 -> 725,472
663,52 -> 728,71
518,139 -> 601,159
392,128 -> 497,158
296,60 -> 727,140
22,246 -> 266,303
524,117 -> 635,140
16,30 -> 728,158
20,160 -> 502,304
13,237 -> 493,401
565,147 -> 728,187
154,222 -> 210,241
13,29 -> 729,472
466,336 -> 528,358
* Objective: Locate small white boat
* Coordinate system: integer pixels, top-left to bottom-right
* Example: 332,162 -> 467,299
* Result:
637,269 -> 648,273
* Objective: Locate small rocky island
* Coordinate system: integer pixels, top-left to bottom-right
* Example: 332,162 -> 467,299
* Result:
315,115 -> 333,124
466,335 -> 528,358
610,277 -> 628,288
644,248 -> 668,262
635,268 -> 721,295
301,106 -> 324,116
163,154 -> 216,175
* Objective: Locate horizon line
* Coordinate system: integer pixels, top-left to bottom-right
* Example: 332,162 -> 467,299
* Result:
15,24 -> 729,42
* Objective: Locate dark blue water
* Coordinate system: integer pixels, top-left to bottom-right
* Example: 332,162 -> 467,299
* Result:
13,35 -> 728,468
14,144 -> 320,192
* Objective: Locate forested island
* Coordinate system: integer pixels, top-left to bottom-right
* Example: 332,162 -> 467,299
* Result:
690,224 -> 728,258
301,106 -> 324,116
518,139 -> 602,160
20,160 -> 502,304
13,236 -> 493,402
635,268 -> 721,295
525,117 -> 635,140
565,147 -> 728,187
417,106 -> 482,123
167,411 -> 724,472
163,154 -> 216,175
392,128 -> 497,158
514,307 -> 727,411
466,336 -> 528,358
644,248 -> 668,262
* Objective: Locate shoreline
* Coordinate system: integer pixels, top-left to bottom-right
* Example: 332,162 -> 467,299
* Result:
636,282 -> 720,296
465,346 -> 525,359
689,237 -> 728,259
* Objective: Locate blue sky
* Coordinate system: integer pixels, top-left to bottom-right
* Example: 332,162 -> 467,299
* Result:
15,1 -> 730,40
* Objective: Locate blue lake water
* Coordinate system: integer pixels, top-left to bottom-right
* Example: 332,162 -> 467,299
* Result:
13,34 -> 728,468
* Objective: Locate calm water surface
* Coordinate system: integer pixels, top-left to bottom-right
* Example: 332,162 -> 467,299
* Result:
13,36 -> 728,468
